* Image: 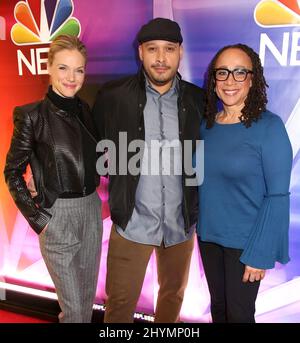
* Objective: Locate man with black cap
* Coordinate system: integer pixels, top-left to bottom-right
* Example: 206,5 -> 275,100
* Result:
93,17 -> 204,323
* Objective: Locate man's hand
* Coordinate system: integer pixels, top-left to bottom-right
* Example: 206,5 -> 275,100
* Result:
242,265 -> 265,283
27,175 -> 38,198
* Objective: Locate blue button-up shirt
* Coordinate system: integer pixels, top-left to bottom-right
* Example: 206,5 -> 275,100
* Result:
116,76 -> 194,247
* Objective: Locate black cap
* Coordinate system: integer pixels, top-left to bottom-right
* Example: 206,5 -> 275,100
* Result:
137,17 -> 183,44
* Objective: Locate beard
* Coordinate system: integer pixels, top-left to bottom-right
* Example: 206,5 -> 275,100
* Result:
144,63 -> 177,87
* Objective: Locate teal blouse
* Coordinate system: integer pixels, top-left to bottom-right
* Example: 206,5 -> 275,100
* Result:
196,111 -> 293,269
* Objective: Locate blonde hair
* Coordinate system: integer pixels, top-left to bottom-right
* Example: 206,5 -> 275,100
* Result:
48,34 -> 87,65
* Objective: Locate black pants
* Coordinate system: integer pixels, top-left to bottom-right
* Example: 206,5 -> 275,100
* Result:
198,239 -> 260,323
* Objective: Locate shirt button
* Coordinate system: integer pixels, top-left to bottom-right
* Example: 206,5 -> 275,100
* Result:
163,203 -> 165,206
183,108 -> 186,112
138,126 -> 142,131
139,103 -> 143,108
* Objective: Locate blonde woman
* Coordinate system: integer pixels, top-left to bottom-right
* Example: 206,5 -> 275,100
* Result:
4,35 -> 102,323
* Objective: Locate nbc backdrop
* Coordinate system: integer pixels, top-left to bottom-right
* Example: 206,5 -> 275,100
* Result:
0,0 -> 299,322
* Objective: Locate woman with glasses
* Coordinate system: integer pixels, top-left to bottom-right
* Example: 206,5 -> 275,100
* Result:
196,44 -> 292,322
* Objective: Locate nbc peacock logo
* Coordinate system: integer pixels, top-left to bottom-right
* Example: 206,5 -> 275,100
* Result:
11,0 -> 81,46
254,0 -> 300,27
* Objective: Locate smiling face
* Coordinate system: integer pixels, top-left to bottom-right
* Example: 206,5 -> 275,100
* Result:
139,40 -> 183,93
214,48 -> 253,114
48,48 -> 85,98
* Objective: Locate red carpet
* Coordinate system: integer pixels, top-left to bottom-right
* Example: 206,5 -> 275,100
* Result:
0,309 -> 50,323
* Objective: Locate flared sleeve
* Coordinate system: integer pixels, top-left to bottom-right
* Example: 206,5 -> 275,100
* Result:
240,115 -> 293,269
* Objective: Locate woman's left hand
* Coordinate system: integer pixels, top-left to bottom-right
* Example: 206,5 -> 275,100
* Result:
242,265 -> 265,283
27,175 -> 38,198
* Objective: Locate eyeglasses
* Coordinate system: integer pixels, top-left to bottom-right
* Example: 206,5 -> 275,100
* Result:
214,68 -> 253,82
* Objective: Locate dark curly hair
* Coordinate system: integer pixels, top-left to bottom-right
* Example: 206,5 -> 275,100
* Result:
205,43 -> 268,128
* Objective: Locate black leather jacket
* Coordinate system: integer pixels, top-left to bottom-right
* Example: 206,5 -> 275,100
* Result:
4,96 -> 98,234
93,70 -> 204,232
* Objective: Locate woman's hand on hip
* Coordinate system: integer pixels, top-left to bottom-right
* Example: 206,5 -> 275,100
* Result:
27,174 -> 38,198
